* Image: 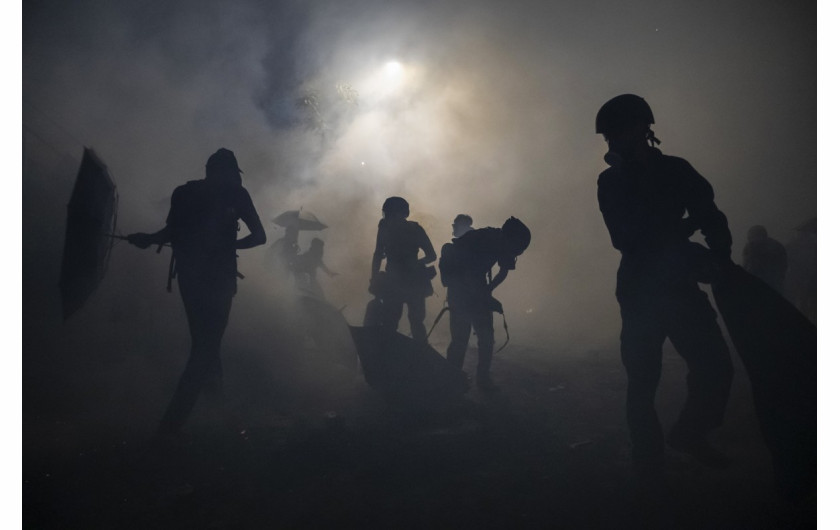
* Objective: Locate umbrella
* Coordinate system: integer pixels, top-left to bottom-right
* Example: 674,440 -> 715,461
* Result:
59,148 -> 118,320
712,264 -> 816,499
272,209 -> 328,231
348,326 -> 469,406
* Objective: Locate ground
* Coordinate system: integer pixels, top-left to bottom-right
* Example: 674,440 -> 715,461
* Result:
23,331 -> 816,529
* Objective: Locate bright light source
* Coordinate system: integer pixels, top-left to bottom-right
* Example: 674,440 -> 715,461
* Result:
384,61 -> 403,77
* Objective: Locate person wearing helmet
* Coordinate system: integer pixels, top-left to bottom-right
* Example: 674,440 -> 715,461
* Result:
439,216 -> 530,391
596,95 -> 734,472
742,225 -> 787,294
371,197 -> 437,342
127,148 -> 266,435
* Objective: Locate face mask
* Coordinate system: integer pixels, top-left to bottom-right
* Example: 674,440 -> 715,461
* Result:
604,149 -> 623,167
604,138 -> 631,167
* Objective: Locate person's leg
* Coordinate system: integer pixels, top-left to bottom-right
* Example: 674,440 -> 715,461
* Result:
380,292 -> 404,333
446,303 -> 472,369
406,293 -> 428,342
619,302 -> 668,463
473,308 -> 495,386
159,275 -> 232,433
665,286 -> 732,465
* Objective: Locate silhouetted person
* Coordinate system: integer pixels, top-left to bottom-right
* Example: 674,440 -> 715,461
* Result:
742,225 -> 787,293
451,213 -> 474,239
128,148 -> 267,434
439,217 -> 530,391
370,197 -> 437,342
292,237 -> 338,299
785,218 -> 816,324
596,95 -> 733,471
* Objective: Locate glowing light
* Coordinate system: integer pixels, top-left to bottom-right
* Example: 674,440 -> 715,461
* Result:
384,61 -> 403,77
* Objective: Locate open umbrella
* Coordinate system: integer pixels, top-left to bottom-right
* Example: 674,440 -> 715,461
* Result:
348,326 -> 469,407
272,209 -> 328,231
59,148 -> 119,320
712,264 -> 816,499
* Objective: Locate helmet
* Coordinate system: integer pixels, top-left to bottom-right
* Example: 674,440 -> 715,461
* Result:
747,225 -> 768,242
502,216 -> 531,255
382,196 -> 410,217
206,148 -> 243,173
595,94 -> 654,137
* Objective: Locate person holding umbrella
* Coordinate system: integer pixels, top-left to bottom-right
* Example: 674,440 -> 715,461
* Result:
127,148 -> 266,435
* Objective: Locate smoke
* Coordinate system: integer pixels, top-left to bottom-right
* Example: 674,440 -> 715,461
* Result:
23,0 -> 815,416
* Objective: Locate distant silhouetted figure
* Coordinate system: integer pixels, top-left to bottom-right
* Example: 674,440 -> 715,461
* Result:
742,225 -> 787,293
370,197 -> 437,342
439,217 -> 530,391
785,218 -> 816,324
292,237 -> 338,299
596,95 -> 733,471
451,213 -> 474,238
128,148 -> 267,434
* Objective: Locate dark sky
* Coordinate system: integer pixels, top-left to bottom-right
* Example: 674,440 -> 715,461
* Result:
22,0 -> 815,351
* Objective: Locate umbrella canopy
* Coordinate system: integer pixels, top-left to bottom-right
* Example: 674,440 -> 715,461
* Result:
59,148 -> 118,320
272,209 -> 328,231
712,264 -> 816,499
348,325 -> 469,406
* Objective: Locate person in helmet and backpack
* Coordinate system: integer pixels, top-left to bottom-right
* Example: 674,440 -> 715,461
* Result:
440,216 -> 530,391
128,148 -> 266,434
370,197 -> 437,342
596,94 -> 733,472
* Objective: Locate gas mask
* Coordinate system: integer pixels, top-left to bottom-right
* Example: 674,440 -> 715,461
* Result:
604,138 -> 631,167
603,129 -> 660,167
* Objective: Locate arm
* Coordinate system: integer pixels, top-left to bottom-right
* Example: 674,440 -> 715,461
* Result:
127,226 -> 171,249
127,186 -> 178,248
680,160 -> 732,263
371,224 -> 385,278
318,259 -> 339,277
417,226 -> 437,265
235,189 -> 267,250
488,266 -> 509,291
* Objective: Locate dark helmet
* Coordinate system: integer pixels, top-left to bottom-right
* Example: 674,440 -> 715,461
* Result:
747,225 -> 768,242
595,94 -> 654,137
502,216 -> 531,255
382,196 -> 410,217
206,148 -> 242,173
206,148 -> 243,185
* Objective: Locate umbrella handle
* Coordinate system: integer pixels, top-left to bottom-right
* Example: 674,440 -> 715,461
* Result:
104,233 -> 171,249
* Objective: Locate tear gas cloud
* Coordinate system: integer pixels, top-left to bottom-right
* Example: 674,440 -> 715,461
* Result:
24,0 -> 815,367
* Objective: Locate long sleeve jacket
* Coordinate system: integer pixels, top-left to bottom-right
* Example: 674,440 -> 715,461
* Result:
597,148 -> 731,262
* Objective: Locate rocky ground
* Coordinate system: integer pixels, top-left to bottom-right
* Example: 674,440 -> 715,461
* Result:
23,330 -> 816,529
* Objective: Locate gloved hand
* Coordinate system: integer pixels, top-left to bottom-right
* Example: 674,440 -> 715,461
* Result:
127,233 -> 154,249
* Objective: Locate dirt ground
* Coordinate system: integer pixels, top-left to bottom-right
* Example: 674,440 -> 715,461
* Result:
23,330 -> 816,529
